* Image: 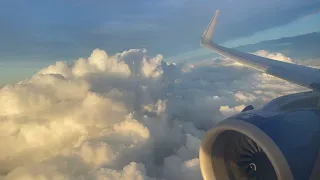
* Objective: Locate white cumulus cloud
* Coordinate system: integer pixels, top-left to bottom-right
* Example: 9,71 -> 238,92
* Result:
0,49 -> 309,180
253,50 -> 295,63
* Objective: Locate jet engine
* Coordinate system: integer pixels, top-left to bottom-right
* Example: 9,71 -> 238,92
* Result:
199,109 -> 320,180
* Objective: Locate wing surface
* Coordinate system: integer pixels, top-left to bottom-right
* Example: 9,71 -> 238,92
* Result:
201,10 -> 320,90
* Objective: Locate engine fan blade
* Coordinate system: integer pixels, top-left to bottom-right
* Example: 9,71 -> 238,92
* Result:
224,132 -> 278,180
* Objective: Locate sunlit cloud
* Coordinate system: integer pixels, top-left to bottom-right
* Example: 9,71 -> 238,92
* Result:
0,49 -> 308,180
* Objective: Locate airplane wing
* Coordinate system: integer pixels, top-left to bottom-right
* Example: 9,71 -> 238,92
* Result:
201,10 -> 320,91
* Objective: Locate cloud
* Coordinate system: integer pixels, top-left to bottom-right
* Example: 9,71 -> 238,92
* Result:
234,91 -> 257,103
0,49 -> 308,179
253,50 -> 295,63
219,105 -> 246,117
90,162 -> 153,180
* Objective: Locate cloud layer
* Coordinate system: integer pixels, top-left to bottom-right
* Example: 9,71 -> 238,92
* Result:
0,49 -> 308,180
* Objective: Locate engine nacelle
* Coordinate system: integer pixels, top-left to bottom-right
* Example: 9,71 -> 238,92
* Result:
200,109 -> 320,180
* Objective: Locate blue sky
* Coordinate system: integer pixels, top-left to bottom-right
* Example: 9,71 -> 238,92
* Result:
1,0 -> 320,84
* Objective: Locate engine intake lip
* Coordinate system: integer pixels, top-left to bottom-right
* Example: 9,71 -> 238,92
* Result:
199,119 -> 294,180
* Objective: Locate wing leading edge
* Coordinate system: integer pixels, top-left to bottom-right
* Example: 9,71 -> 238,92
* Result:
201,10 -> 320,91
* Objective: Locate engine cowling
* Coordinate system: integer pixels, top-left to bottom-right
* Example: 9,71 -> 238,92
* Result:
199,109 -> 320,180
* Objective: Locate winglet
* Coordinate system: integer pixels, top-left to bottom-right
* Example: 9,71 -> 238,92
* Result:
201,10 -> 220,45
